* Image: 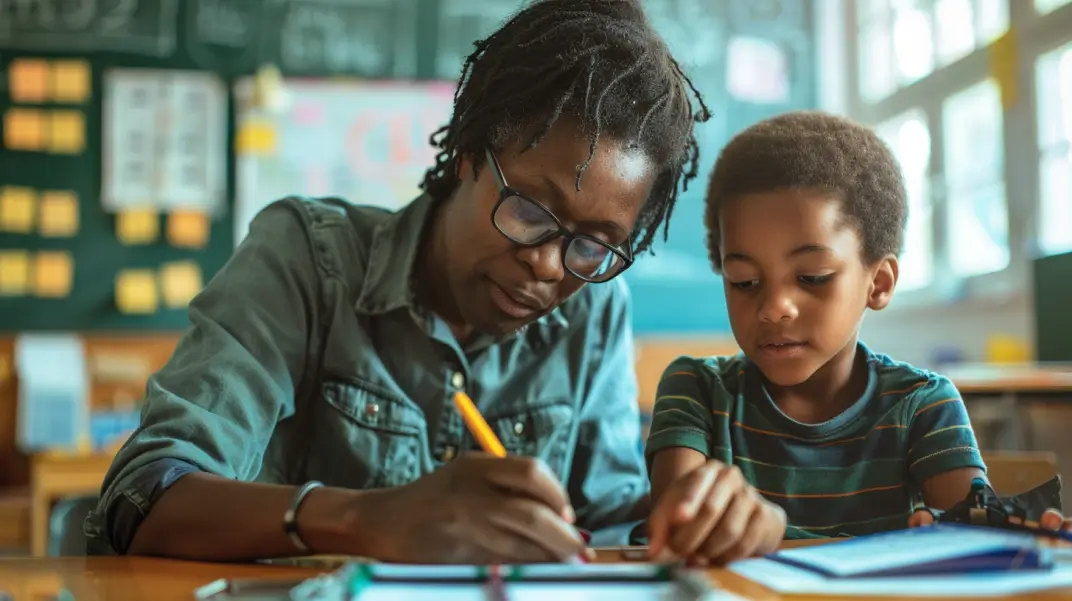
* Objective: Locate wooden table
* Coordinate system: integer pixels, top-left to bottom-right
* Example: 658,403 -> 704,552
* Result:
1,550 -> 1069,601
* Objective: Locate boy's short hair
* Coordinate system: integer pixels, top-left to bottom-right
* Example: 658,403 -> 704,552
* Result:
704,110 -> 907,272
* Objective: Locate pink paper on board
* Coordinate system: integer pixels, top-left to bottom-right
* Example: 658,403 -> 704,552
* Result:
292,101 -> 325,125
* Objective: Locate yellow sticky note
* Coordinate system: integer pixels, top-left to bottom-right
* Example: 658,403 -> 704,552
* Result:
50,59 -> 90,104
116,208 -> 159,245
3,108 -> 45,150
38,190 -> 80,237
160,261 -> 203,308
166,210 -> 210,249
48,109 -> 85,154
235,120 -> 277,154
115,269 -> 158,314
0,250 -> 30,296
0,186 -> 37,233
9,58 -> 49,103
33,251 -> 73,298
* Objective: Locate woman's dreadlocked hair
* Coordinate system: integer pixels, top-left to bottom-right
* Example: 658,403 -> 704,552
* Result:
419,0 -> 711,256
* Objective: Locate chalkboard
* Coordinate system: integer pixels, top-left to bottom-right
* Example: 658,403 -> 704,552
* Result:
0,0 -> 816,335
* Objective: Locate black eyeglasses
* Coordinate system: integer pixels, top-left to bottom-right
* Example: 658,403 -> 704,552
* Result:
484,148 -> 633,283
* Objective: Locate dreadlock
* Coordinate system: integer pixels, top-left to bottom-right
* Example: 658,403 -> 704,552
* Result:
420,0 -> 711,256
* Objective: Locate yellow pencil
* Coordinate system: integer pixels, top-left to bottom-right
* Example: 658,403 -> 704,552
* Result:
453,391 -> 507,458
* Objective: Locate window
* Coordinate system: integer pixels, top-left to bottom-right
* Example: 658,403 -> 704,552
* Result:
1036,0 -> 1072,14
1036,41 -> 1072,256
942,79 -> 1010,276
876,110 -> 934,291
933,0 -> 1008,65
857,1 -> 897,102
856,0 -> 1009,102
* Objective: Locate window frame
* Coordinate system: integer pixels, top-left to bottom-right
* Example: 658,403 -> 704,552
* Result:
833,0 -> 1072,310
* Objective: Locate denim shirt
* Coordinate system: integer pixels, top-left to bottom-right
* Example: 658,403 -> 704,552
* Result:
85,194 -> 648,554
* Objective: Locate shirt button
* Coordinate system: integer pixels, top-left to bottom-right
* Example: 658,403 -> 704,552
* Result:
442,445 -> 457,461
513,421 -> 524,436
451,371 -> 465,390
365,402 -> 380,416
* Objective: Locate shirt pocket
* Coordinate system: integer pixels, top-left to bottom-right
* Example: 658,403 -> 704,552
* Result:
489,400 -> 576,482
307,378 -> 428,489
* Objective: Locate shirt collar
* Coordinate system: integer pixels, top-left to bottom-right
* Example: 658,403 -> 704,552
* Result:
354,194 -> 570,330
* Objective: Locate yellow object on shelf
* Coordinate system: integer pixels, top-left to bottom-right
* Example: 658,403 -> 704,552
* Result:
985,335 -> 1031,364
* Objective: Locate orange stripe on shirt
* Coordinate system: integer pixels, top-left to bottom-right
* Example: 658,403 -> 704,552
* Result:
756,481 -> 905,499
879,381 -> 926,396
914,397 -> 960,417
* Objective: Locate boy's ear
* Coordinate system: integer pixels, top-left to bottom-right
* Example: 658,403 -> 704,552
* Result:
867,255 -> 898,311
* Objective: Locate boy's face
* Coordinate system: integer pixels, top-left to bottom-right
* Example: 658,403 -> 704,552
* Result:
718,189 -> 897,388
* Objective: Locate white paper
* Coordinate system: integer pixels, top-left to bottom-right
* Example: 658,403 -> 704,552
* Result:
157,70 -> 228,211
731,556 -> 1072,597
14,334 -> 89,452
102,68 -> 227,214
102,70 -> 162,209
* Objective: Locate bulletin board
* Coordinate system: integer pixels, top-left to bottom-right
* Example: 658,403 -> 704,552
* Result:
0,0 -> 429,332
0,1 -> 234,332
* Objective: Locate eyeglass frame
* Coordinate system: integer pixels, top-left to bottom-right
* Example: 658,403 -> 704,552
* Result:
483,147 -> 634,283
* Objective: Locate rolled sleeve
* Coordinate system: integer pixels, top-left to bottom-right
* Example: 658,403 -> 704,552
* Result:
644,357 -> 716,467
906,376 -> 986,485
87,199 -> 325,555
567,279 -> 649,533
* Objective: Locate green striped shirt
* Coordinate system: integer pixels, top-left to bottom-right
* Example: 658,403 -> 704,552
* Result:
645,342 -> 986,540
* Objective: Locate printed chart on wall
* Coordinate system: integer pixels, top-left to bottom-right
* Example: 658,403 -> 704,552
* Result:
233,79 -> 456,245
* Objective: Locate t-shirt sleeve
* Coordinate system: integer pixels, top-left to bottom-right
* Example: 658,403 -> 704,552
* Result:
644,356 -> 718,466
906,375 -> 987,485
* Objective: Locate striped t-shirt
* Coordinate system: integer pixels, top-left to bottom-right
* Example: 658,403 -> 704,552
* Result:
645,342 -> 986,539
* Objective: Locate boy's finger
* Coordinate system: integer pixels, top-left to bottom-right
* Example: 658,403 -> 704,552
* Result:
908,509 -> 934,528
672,462 -> 722,523
647,463 -> 720,557
1040,509 -> 1064,531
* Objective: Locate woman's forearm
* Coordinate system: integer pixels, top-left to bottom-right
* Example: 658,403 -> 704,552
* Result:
126,472 -> 387,561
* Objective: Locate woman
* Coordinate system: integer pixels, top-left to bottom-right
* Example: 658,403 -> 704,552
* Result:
87,0 -> 710,564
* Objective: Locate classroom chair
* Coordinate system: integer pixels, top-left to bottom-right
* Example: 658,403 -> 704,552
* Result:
982,451 -> 1062,518
47,494 -> 97,556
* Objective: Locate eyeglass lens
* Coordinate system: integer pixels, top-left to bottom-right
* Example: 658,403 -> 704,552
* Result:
493,194 -> 624,281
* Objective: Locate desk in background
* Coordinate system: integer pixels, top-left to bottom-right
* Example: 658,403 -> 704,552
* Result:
944,363 -> 1072,451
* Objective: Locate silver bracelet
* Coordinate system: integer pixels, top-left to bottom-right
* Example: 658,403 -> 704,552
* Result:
283,480 -> 324,554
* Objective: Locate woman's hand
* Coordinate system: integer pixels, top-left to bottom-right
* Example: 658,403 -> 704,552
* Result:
363,453 -> 590,564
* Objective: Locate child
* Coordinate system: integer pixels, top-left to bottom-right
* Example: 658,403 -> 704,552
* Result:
643,110 -> 989,564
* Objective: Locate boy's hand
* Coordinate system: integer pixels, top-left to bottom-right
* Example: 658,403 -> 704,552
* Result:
909,507 -> 1072,531
647,459 -> 786,565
